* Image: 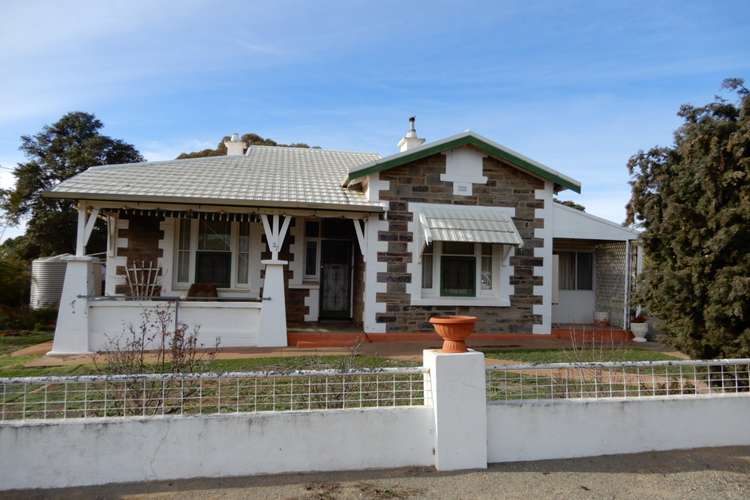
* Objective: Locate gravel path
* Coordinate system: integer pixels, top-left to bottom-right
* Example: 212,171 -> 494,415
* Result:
10,446 -> 750,500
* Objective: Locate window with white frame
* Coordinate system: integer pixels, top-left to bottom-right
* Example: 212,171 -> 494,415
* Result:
174,218 -> 252,289
420,241 -> 506,300
557,251 -> 593,291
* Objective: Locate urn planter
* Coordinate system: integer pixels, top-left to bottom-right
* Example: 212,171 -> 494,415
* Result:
429,315 -> 477,353
630,322 -> 649,342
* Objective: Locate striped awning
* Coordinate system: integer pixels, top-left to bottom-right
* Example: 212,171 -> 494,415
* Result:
416,204 -> 523,246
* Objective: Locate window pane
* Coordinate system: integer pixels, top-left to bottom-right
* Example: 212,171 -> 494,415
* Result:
481,256 -> 492,290
195,252 -> 231,288
305,240 -> 318,276
422,254 -> 433,289
441,256 -> 476,297
558,252 -> 576,290
198,220 -> 231,251
305,221 -> 319,237
576,253 -> 593,290
237,254 -> 249,284
442,241 -> 474,255
177,251 -> 190,283
238,223 -> 250,253
178,219 -> 191,250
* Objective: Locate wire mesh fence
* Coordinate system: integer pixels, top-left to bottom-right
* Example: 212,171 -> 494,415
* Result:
0,368 -> 430,422
487,359 -> 750,402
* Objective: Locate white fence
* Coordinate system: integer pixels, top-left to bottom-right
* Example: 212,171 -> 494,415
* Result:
2,353 -> 750,491
486,358 -> 750,401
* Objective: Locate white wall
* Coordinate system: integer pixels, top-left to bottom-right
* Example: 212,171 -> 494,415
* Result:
88,300 -> 262,351
0,407 -> 434,491
553,202 -> 639,241
487,395 -> 750,463
552,290 -> 595,323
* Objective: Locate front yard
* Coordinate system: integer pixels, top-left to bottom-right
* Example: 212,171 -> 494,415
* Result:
0,329 -> 683,379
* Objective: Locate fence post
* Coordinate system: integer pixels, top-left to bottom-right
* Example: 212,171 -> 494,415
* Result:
423,349 -> 487,471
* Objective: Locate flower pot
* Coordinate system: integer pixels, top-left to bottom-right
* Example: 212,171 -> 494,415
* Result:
630,322 -> 648,343
593,311 -> 609,326
429,315 -> 477,353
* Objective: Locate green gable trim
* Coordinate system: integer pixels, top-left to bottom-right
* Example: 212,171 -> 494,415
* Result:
346,134 -> 582,193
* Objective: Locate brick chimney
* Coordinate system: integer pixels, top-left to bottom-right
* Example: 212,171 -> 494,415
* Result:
224,133 -> 246,156
397,116 -> 425,152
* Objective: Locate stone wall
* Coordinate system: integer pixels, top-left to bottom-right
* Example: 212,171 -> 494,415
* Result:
374,150 -> 545,333
594,241 -> 626,328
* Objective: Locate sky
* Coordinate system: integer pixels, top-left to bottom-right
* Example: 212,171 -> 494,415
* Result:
1,0 -> 749,241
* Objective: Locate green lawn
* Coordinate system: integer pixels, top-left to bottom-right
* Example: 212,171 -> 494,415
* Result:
0,331 -> 680,379
481,347 -> 681,364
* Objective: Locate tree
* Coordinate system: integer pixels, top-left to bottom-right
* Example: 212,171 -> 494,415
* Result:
176,133 -> 311,159
626,79 -> 750,358
1,112 -> 144,259
554,198 -> 585,211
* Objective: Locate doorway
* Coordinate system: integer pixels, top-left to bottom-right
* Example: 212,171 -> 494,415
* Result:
319,239 -> 352,319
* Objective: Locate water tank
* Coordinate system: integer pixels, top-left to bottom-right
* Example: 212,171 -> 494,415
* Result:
30,254 -> 70,310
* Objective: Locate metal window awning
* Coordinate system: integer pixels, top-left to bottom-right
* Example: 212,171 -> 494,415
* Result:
416,204 -> 523,247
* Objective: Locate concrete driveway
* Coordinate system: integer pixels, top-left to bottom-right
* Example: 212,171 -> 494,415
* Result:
9,446 -> 750,500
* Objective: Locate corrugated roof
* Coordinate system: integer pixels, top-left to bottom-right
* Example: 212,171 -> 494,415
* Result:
46,146 -> 383,211
417,204 -> 524,246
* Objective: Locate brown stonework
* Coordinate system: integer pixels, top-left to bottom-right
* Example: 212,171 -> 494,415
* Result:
375,149 -> 545,333
286,287 -> 310,323
115,214 -> 164,296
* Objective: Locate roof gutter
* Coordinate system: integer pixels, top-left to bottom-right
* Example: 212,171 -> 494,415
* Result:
42,191 -> 384,214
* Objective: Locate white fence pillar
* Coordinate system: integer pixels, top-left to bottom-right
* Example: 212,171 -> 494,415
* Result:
49,256 -> 95,355
257,259 -> 288,347
423,349 -> 487,471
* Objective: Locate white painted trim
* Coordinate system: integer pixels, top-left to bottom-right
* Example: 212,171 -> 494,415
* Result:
352,219 -> 367,261
363,173 -> 389,333
76,205 -> 87,256
82,207 -> 100,246
532,182 -> 554,334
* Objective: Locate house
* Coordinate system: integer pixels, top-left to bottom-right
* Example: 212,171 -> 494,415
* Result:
45,119 -> 640,354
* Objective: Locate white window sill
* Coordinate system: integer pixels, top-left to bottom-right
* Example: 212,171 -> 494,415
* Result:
411,295 -> 511,307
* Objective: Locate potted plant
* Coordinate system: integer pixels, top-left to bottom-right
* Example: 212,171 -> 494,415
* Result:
429,315 -> 477,353
630,312 -> 649,342
593,311 -> 609,326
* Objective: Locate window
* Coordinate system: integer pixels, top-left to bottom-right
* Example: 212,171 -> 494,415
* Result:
420,242 -> 500,300
304,221 -> 320,279
558,251 -> 593,291
440,242 -> 476,297
174,218 -> 253,290
195,220 -> 231,288
237,223 -> 250,285
422,245 -> 433,288
176,219 -> 191,283
481,244 -> 492,290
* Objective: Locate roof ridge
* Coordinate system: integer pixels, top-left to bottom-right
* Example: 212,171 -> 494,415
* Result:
246,144 -> 381,157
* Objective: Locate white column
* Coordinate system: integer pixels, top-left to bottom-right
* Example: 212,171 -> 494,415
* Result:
423,349 -> 487,471
49,256 -> 95,355
257,213 -> 291,347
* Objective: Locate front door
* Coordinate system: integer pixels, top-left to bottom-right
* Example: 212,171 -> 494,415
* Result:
319,240 -> 352,319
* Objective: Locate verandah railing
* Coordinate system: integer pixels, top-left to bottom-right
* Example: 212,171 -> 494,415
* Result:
0,367 -> 430,422
486,359 -> 750,402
